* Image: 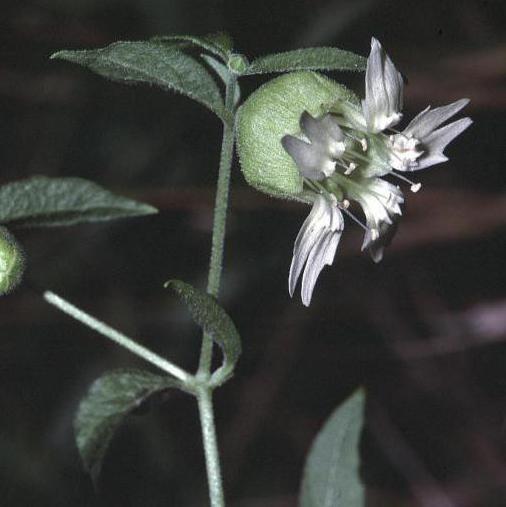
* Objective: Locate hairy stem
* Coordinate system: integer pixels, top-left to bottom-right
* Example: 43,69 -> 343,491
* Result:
197,74 -> 237,507
197,388 -> 225,507
44,291 -> 192,384
198,75 -> 237,376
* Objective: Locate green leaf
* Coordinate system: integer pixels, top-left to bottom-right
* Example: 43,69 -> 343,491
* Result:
51,42 -> 231,124
165,280 -> 241,382
201,54 -> 241,106
75,368 -> 179,474
0,176 -> 157,227
244,47 -> 366,75
152,32 -> 234,61
300,389 -> 366,507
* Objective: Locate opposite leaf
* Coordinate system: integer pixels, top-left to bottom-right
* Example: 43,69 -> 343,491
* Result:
165,280 -> 241,382
51,42 -> 231,124
300,389 -> 366,507
152,32 -> 234,61
244,47 -> 366,75
0,176 -> 157,227
75,368 -> 180,474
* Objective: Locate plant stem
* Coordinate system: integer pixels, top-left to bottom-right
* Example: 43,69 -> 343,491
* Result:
197,388 -> 226,507
198,75 -> 237,376
44,291 -> 192,384
196,73 -> 237,507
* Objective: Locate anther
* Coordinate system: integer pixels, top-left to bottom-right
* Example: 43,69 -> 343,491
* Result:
344,162 -> 357,175
392,172 -> 422,193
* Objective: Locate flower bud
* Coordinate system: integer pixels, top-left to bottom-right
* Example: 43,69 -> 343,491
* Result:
236,71 -> 359,200
0,226 -> 25,296
228,54 -> 249,75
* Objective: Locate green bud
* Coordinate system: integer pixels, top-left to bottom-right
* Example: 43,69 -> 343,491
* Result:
0,226 -> 25,296
228,53 -> 249,75
236,71 -> 359,200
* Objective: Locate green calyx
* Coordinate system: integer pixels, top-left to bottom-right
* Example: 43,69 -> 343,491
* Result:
0,226 -> 25,296
236,71 -> 359,200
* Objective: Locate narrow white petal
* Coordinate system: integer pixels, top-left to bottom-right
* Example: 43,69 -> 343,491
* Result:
281,135 -> 328,180
412,117 -> 472,170
288,196 -> 329,297
363,37 -> 403,133
300,230 -> 341,306
404,98 -> 470,139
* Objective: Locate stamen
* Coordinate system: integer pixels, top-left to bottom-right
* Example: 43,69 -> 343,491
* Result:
344,162 -> 357,175
392,172 -> 422,193
360,138 -> 368,151
340,206 -> 370,233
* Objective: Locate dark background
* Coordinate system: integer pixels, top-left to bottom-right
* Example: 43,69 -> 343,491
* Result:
1,0 -> 505,506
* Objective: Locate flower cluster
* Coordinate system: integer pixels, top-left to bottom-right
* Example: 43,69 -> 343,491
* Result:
283,38 -> 472,306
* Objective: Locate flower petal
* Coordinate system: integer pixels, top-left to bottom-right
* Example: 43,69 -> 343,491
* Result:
300,229 -> 341,306
363,37 -> 404,133
281,135 -> 334,180
414,117 -> 473,170
404,98 -> 470,140
288,195 -> 329,297
282,112 -> 346,180
288,195 -> 344,305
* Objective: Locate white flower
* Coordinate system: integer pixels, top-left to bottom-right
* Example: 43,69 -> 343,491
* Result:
388,99 -> 473,171
281,112 -> 346,180
288,194 -> 344,306
278,38 -> 471,306
346,176 -> 404,261
362,37 -> 404,133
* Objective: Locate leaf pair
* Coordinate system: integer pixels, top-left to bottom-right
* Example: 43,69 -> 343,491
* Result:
51,32 -> 366,125
74,280 -> 241,474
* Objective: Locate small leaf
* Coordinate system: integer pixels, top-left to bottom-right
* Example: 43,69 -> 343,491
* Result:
165,280 -> 241,381
300,389 -> 366,507
201,55 -> 241,106
244,47 -> 366,75
75,368 -> 179,474
0,176 -> 157,227
51,42 -> 231,123
152,32 -> 234,60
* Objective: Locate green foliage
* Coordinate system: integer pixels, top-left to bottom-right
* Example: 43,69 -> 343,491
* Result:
0,226 -> 25,295
51,42 -> 231,124
152,32 -> 234,61
165,280 -> 241,382
300,389 -> 366,507
236,72 -> 359,199
75,368 -> 180,474
0,176 -> 157,227
244,47 -> 366,75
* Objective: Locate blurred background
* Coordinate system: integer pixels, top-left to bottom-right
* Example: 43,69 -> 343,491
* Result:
1,0 -> 505,505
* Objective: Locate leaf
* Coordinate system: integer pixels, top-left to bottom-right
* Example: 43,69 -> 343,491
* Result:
51,42 -> 231,123
0,176 -> 157,227
201,54 -> 241,106
300,389 -> 366,507
152,32 -> 234,61
165,280 -> 241,381
75,368 -> 179,474
244,47 -> 366,75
